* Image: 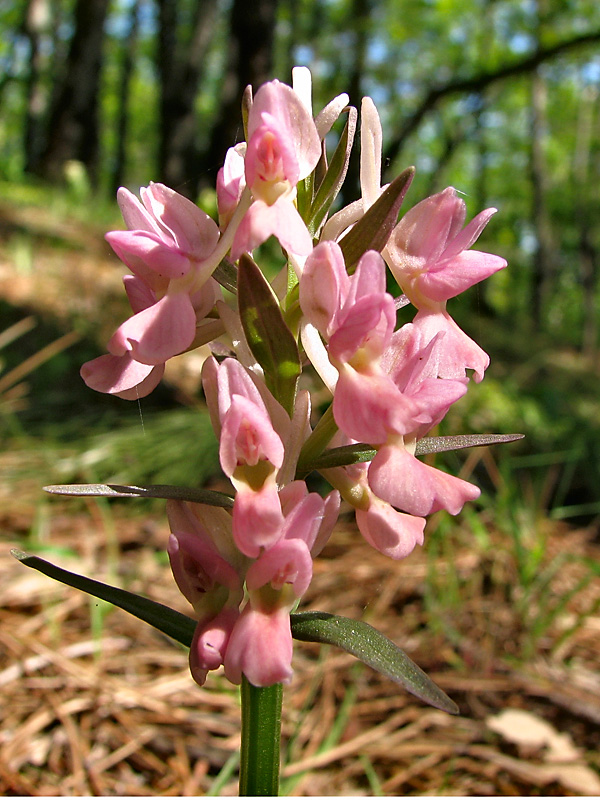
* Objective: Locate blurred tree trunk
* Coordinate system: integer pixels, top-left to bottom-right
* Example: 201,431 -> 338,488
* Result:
342,0 -> 373,204
528,0 -> 557,331
528,68 -> 555,330
22,0 -> 52,173
198,0 -> 279,194
110,0 -> 141,195
574,84 -> 600,357
156,0 -> 219,196
35,0 -> 109,186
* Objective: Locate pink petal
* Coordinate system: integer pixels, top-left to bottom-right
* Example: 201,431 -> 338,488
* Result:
332,364 -> 419,443
123,275 -> 156,313
299,240 -> 350,336
108,292 -> 197,365
417,249 -> 507,302
116,187 -> 164,236
311,490 -> 341,556
442,207 -> 497,260
143,183 -> 220,257
368,444 -> 481,517
249,81 -> 321,180
189,606 -> 240,684
329,294 -> 396,363
355,498 -> 425,559
106,230 -> 190,278
80,352 -> 162,397
390,188 -> 465,266
220,394 -> 284,475
412,310 -> 490,383
231,198 -> 313,260
246,538 -> 313,597
246,113 -> 300,191
224,605 -> 294,686
232,483 -> 285,558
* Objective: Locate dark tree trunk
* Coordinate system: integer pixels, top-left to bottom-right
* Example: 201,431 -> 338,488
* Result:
110,0 -> 141,195
156,0 -> 220,196
198,0 -> 279,194
574,85 -> 600,357
36,0 -> 109,186
22,0 -> 53,173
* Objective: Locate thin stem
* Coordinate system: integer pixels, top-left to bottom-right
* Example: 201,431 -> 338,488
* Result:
239,677 -> 283,796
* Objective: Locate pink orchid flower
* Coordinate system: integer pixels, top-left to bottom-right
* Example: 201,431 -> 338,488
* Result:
81,183 -> 222,397
225,488 -> 338,686
166,500 -> 246,687
385,187 -> 506,308
202,357 -> 287,557
384,187 -> 507,382
231,80 -> 321,260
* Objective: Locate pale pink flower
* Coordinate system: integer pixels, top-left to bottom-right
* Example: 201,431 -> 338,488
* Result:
81,183 -> 222,396
384,187 -> 507,382
231,80 -> 321,260
385,187 -> 507,309
202,357 -> 286,557
166,501 -> 246,686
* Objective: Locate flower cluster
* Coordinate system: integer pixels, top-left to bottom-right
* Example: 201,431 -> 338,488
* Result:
83,68 -> 506,686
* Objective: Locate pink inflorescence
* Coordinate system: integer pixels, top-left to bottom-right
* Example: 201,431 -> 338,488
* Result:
83,67 -> 507,687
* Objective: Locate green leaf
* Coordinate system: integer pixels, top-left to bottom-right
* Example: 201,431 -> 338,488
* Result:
338,166 -> 415,270
212,258 -> 238,294
11,549 -> 197,647
290,611 -> 459,714
43,483 -> 234,508
415,433 -> 524,453
308,107 -> 358,235
237,253 -> 301,416
298,432 -> 525,473
11,552 -> 458,713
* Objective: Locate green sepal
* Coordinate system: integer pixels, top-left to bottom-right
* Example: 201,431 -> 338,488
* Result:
290,611 -> 459,714
11,549 -> 197,646
237,253 -> 301,416
44,483 -> 234,509
338,166 -> 415,270
308,107 -> 358,236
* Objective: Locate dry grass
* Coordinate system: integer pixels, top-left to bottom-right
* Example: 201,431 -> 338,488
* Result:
2,494 -> 600,796
2,194 -> 600,796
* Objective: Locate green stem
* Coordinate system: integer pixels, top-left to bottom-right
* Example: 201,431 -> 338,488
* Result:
239,677 -> 283,796
295,403 -> 338,476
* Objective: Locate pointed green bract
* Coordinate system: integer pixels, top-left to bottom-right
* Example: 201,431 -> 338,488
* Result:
43,482 -> 234,508
237,253 -> 301,416
308,108 -> 358,236
290,611 -> 459,714
297,433 -> 525,474
338,166 -> 415,269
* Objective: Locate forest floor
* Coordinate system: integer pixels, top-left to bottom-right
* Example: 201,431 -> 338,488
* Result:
2,190 -> 600,796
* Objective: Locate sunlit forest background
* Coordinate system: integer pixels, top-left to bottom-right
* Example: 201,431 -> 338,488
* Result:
2,0 -> 600,795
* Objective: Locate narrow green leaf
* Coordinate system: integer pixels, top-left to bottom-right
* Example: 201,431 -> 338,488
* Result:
237,253 -> 301,416
291,611 -> 459,714
43,483 -> 234,509
338,166 -> 415,269
11,549 -> 197,647
308,107 -> 358,235
298,433 -> 525,474
415,433 -> 524,454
